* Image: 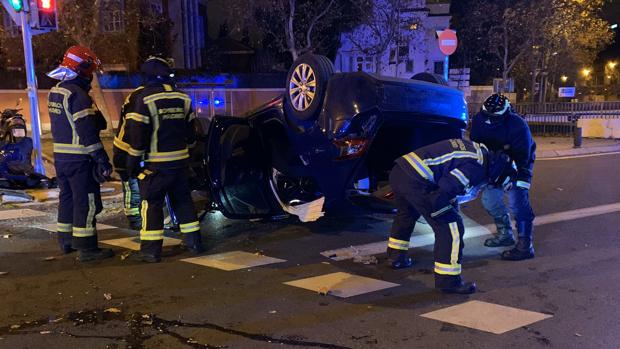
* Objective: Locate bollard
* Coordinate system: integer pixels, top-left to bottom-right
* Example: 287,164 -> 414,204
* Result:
573,127 -> 582,148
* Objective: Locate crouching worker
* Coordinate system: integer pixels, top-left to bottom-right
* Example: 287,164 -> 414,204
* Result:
386,139 -> 514,294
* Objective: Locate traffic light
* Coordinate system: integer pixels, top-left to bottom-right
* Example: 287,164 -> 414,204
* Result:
9,0 -> 23,12
32,0 -> 57,31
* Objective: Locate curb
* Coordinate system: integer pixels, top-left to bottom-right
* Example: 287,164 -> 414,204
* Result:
538,144 -> 620,159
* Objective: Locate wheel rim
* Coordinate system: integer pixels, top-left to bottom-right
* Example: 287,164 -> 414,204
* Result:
289,63 -> 317,112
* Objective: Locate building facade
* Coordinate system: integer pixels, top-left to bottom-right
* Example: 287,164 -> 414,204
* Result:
335,0 -> 451,78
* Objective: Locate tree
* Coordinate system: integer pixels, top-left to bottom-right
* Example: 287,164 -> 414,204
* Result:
455,0 -> 613,100
229,0 -> 366,63
346,0 -> 400,74
57,0 -> 139,133
345,0 -> 426,75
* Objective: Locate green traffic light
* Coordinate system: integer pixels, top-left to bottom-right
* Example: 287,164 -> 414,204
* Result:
10,0 -> 23,11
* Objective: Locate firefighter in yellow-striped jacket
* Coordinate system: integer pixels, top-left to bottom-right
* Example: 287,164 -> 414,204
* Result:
386,139 -> 515,294
114,57 -> 204,263
46,46 -> 114,262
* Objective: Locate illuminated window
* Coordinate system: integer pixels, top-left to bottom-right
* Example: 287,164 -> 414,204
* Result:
101,0 -> 124,33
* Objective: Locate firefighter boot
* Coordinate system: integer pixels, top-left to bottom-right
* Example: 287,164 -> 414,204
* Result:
484,214 -> 516,247
386,247 -> 414,270
129,240 -> 163,263
182,231 -> 206,254
57,232 -> 76,254
74,236 -> 114,262
435,274 -> 477,295
501,221 -> 535,261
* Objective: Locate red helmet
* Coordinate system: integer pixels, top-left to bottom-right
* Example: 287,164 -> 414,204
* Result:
47,46 -> 102,81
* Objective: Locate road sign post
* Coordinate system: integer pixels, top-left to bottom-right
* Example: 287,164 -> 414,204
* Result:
437,29 -> 458,82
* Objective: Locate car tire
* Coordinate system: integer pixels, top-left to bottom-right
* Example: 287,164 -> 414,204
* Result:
284,54 -> 334,123
411,72 -> 448,86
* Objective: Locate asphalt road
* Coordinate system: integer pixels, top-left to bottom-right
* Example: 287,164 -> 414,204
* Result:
1,153 -> 620,349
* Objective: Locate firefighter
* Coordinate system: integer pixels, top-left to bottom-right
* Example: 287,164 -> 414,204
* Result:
470,94 -> 536,261
117,56 -> 204,263
386,139 -> 515,294
46,46 -> 114,261
113,87 -> 143,231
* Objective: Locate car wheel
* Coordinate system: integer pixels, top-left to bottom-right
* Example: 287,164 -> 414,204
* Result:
411,72 -> 448,86
284,54 -> 334,123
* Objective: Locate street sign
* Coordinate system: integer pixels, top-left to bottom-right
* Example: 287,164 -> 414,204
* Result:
437,29 -> 458,56
559,87 -> 576,98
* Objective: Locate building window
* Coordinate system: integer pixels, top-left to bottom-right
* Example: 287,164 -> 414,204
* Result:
406,60 -> 414,73
2,9 -> 20,37
434,61 -> 444,75
356,56 -> 363,71
101,0 -> 125,33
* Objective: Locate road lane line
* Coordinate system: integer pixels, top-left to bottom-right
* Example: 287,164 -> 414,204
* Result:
321,202 -> 620,261
538,151 -> 620,161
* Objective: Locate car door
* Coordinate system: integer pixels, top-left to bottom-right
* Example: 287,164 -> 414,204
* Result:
206,116 -> 284,219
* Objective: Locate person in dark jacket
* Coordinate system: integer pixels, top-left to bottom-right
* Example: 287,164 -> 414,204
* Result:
116,56 -> 204,263
470,94 -> 536,261
386,139 -> 515,294
46,46 -> 114,262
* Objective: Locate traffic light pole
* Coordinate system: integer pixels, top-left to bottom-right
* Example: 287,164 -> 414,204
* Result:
20,9 -> 45,175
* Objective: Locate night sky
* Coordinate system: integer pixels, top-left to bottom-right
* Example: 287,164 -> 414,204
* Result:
599,0 -> 620,61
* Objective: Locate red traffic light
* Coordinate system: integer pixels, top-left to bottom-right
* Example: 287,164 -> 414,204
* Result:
38,0 -> 53,11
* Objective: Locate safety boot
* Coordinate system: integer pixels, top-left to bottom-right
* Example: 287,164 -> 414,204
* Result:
78,248 -> 115,262
386,247 -> 414,270
57,232 -> 76,254
484,214 -> 516,247
181,232 -> 206,254
501,221 -> 535,261
435,274 -> 477,295
129,240 -> 163,263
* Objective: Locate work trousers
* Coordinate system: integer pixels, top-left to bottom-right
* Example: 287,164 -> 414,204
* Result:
122,178 -> 141,217
56,159 -> 102,250
481,185 -> 535,237
138,167 -> 199,243
388,164 -> 465,281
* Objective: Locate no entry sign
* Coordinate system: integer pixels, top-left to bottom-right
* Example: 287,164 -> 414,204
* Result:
437,29 -> 458,56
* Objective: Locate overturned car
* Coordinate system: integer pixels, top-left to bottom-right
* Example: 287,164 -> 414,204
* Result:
196,54 -> 468,221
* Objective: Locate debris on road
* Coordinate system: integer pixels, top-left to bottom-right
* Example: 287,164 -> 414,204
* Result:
575,333 -> 582,337
0,272 -> 8,276
103,293 -> 112,301
2,234 -> 11,239
269,310 -> 277,314
353,255 -> 378,265
10,325 -> 20,329
103,308 -> 122,313
39,331 -> 51,335
43,256 -> 56,261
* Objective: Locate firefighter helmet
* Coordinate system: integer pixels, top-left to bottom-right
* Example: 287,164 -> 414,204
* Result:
140,56 -> 175,82
482,93 -> 511,116
47,46 -> 102,81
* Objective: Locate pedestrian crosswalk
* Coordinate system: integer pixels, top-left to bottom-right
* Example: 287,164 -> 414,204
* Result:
0,206 -> 575,335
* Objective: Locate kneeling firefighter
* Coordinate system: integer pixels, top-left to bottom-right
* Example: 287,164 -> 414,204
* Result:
46,46 -> 114,261
386,139 -> 515,294
116,57 -> 204,262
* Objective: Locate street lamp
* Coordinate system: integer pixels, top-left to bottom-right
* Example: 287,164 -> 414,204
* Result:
609,61 -> 617,69
561,75 -> 568,83
581,68 -> 591,78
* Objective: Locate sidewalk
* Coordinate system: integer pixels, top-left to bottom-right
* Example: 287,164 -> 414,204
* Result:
535,136 -> 620,159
